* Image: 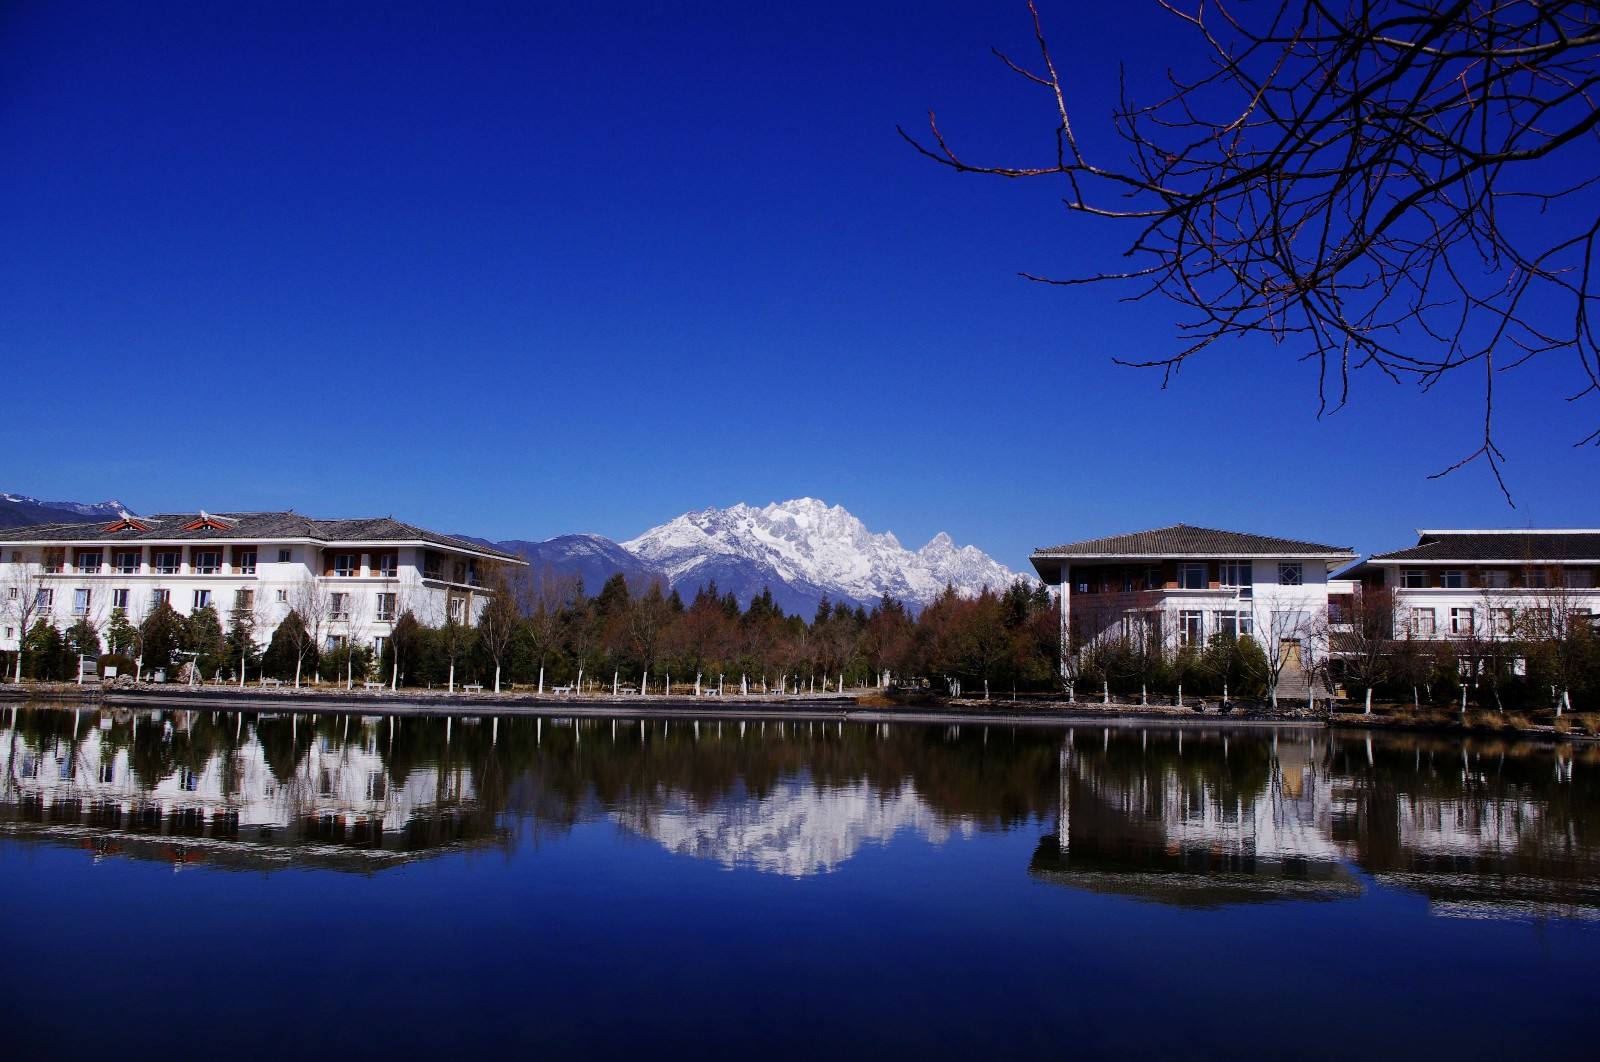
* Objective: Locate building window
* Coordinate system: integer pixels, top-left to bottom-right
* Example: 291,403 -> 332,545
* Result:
1565,569 -> 1595,589
1178,563 -> 1207,590
113,550 -> 140,574
193,589 -> 211,609
1410,608 -> 1436,636
43,549 -> 64,573
36,588 -> 54,610
73,589 -> 91,616
153,551 -> 180,575
1526,568 -> 1550,588
1401,569 -> 1427,589
152,589 -> 170,606
1450,607 -> 1474,635
326,634 -> 347,653
376,553 -> 398,577
1220,561 -> 1253,597
1121,571 -> 1136,593
111,588 -> 129,610
235,549 -> 257,575
330,592 -> 349,620
234,588 -> 255,610
1216,610 -> 1252,638
376,593 -> 396,621
452,560 -> 469,584
4,627 -> 12,640
332,554 -> 358,578
275,588 -> 288,603
75,550 -> 102,572
1179,609 -> 1205,645
373,635 -> 388,661
448,596 -> 465,623
1483,569 -> 1511,589
278,548 -> 292,563
192,551 -> 221,574
1442,570 -> 1467,589
1278,562 -> 1304,586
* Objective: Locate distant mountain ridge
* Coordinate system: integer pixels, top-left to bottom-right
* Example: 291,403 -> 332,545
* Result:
622,498 -> 1028,615
462,533 -> 665,597
0,492 -> 133,530
469,500 -> 1025,617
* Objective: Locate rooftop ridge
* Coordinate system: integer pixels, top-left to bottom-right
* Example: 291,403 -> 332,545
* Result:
1417,528 -> 1600,535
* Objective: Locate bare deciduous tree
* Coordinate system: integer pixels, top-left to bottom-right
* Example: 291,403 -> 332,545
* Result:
1,566 -> 53,683
905,1 -> 1600,500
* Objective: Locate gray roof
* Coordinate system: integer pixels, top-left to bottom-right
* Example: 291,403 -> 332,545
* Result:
0,511 -> 523,562
1370,531 -> 1600,563
1032,524 -> 1356,559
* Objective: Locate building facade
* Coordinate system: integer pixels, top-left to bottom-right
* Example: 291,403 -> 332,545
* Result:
1029,524 -> 1358,685
0,511 -> 523,661
1358,529 -> 1600,641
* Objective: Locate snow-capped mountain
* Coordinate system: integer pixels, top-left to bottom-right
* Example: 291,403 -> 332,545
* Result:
621,497 -> 1027,614
0,492 -> 134,529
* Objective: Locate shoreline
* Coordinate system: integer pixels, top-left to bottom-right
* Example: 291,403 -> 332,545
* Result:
2,683 -> 1591,738
0,682 -> 1345,730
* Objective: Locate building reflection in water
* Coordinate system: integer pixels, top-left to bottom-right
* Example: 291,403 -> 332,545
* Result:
2,706 -> 1598,918
0,706 -> 499,872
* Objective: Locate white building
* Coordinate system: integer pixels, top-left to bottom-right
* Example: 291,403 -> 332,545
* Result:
1030,524 -> 1358,688
1360,529 -> 1600,641
0,510 -> 523,662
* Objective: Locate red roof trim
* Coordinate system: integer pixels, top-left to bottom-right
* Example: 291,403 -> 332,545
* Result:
102,517 -> 151,533
179,516 -> 233,532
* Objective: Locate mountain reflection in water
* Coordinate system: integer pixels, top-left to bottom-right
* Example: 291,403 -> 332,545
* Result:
2,706 -> 1598,919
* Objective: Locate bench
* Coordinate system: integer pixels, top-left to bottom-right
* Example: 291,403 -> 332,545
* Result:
363,681 -> 386,691
259,678 -> 283,688
462,683 -> 484,693
551,684 -> 574,695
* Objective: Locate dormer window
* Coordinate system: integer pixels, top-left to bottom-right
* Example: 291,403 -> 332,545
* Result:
102,516 -> 151,534
180,513 -> 234,532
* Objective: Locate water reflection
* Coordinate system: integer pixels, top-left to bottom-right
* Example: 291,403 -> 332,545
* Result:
2,706 -> 1597,918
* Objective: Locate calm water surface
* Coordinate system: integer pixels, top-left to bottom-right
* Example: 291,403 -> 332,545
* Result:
2,704 -> 1597,1059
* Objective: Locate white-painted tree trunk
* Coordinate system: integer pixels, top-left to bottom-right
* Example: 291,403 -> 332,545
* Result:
494,664 -> 501,694
1365,688 -> 1373,714
537,666 -> 544,695
448,661 -> 455,693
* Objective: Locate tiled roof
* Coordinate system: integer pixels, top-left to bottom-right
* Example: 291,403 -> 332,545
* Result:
1371,531 -> 1600,563
0,511 -> 523,561
1032,524 -> 1355,558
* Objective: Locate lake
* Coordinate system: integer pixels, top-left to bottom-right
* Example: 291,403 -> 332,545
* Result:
1,704 -> 1597,1059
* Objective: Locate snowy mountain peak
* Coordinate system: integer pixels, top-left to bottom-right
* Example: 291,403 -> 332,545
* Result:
621,498 -> 1028,613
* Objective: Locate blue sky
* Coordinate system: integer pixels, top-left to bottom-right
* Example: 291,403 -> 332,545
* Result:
2,1 -> 1595,569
